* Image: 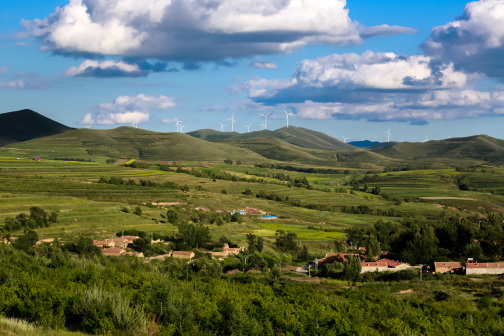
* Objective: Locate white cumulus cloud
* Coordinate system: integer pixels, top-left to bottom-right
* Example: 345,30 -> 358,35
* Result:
81,94 -> 176,125
28,0 -> 413,61
422,0 -> 504,78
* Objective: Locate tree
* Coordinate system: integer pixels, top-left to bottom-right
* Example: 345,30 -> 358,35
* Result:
344,254 -> 361,286
13,230 -> 38,252
133,206 -> 142,216
334,238 -> 346,253
275,230 -> 298,252
464,242 -> 483,259
224,159 -> 233,165
246,233 -> 258,254
177,223 -> 211,249
256,237 -> 264,252
298,245 -> 311,262
365,233 -> 380,261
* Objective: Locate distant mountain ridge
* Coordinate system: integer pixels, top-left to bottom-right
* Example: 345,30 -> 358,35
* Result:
3,109 -> 504,167
348,140 -> 380,148
0,109 -> 74,146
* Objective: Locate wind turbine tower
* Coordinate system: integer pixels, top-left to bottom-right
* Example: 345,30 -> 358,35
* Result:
260,112 -> 270,130
245,124 -> 251,133
175,118 -> 182,133
284,109 -> 292,128
342,136 -> 350,143
228,113 -> 236,132
219,122 -> 226,132
385,128 -> 391,142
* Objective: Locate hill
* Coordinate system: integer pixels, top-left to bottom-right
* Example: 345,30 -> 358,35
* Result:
0,109 -> 74,146
1,127 -> 268,162
189,126 -> 356,151
372,135 -> 504,166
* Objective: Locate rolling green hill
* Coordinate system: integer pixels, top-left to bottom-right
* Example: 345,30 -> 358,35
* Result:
0,127 -> 268,162
189,126 -> 356,151
215,136 -> 395,167
372,135 -> 504,166
0,109 -> 74,146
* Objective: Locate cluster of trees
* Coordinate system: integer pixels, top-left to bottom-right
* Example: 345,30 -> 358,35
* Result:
1,206 -> 58,233
53,157 -> 94,162
98,176 -> 188,192
255,163 -> 351,175
224,159 -> 241,165
340,205 -> 402,217
346,212 -> 504,265
161,208 -> 242,227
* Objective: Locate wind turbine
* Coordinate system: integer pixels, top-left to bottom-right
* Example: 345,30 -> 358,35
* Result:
228,113 -> 236,132
132,120 -> 141,129
85,122 -> 93,129
219,122 -> 226,132
260,112 -> 270,130
174,118 -> 181,132
180,125 -> 186,133
385,128 -> 391,142
245,124 -> 252,133
284,109 -> 291,128
342,136 -> 350,143
259,121 -> 265,130
423,135 -> 428,143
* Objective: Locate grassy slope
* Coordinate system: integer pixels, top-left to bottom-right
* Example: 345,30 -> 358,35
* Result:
372,135 -> 504,166
0,127 -> 268,163
190,126 -> 357,151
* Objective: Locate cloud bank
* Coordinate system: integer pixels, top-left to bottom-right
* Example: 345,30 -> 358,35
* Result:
28,0 -> 411,62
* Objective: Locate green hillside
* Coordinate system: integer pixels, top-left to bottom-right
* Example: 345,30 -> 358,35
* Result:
0,127 -> 267,162
189,126 -> 356,151
372,135 -> 504,166
216,136 -> 395,167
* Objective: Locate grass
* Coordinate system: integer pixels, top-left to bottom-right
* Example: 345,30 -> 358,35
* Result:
0,317 -> 89,336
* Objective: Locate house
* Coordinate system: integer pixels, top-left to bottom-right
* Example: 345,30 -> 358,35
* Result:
102,248 -> 127,257
376,258 -> 412,271
360,258 -> 412,273
434,262 -> 464,274
361,261 -> 389,273
466,262 -> 504,275
172,251 -> 195,260
36,238 -> 57,245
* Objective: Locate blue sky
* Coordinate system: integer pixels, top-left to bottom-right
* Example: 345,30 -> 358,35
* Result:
1,0 -> 504,142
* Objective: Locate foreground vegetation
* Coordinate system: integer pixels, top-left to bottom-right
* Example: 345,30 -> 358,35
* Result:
2,243 -> 504,335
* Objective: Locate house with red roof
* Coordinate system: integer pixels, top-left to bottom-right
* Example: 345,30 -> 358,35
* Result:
466,262 -> 504,275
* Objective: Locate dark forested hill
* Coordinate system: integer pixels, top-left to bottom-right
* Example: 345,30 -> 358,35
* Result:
0,109 -> 74,146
